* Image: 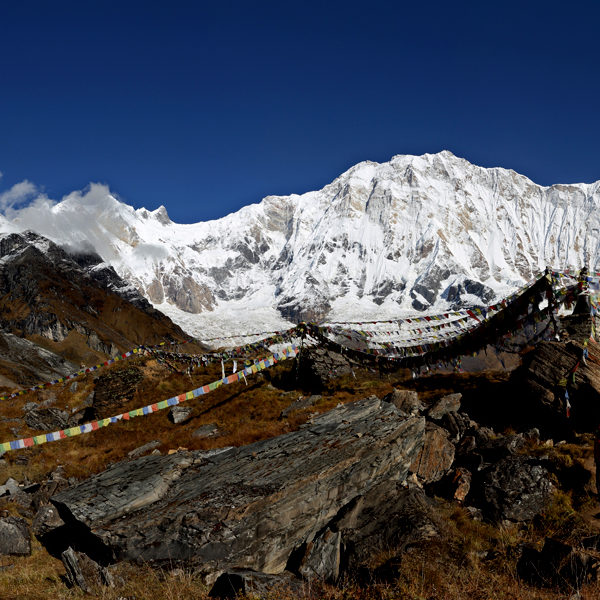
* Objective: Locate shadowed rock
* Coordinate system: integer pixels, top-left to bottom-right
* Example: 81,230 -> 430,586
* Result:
518,537 -> 599,589
428,393 -> 462,420
50,397 -> 425,584
471,455 -> 554,522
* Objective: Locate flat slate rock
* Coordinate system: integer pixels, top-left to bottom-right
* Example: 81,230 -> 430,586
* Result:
51,397 -> 425,583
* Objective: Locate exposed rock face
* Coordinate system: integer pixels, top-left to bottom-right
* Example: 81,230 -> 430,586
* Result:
297,528 -> 341,582
50,397 -> 425,583
61,547 -> 115,593
24,407 -> 71,431
336,483 -> 439,573
0,330 -> 75,388
0,231 -> 189,367
409,423 -> 455,483
168,405 -> 193,424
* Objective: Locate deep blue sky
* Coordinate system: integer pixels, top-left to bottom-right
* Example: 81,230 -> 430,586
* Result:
0,1 -> 598,223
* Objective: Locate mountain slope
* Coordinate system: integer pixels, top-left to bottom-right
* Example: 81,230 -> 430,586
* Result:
1,151 -> 599,336
0,231 -> 191,368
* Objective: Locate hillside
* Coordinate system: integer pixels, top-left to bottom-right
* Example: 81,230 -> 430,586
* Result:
0,231 -> 192,388
1,290 -> 600,598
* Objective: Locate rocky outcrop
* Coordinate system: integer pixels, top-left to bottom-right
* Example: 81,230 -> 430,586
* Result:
0,231 -> 189,367
24,407 -> 71,431
61,547 -> 115,593
50,397 -> 425,584
297,347 -> 356,390
428,393 -> 462,420
513,316 -> 600,434
168,405 -> 193,424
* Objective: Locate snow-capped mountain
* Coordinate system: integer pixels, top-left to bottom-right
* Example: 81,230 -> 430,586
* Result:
1,151 -> 599,338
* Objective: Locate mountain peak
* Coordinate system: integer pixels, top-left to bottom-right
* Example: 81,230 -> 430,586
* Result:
0,154 -> 598,338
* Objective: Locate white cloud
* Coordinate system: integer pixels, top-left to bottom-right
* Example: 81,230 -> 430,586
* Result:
0,180 -> 39,211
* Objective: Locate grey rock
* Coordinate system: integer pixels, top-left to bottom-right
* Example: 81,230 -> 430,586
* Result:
442,411 -> 471,441
383,389 -> 423,415
24,407 -> 70,431
31,477 -> 70,511
297,528 -> 341,582
50,397 -> 425,583
336,482 -> 439,573
70,381 -> 78,393
474,426 -> 495,446
192,424 -> 221,438
61,547 -> 114,593
128,440 -> 161,459
91,367 -> 144,419
513,332 -> 600,434
0,517 -> 31,556
22,402 -> 39,413
32,505 -> 65,537
428,393 -> 462,420
472,455 -> 554,522
168,405 -> 193,424
280,395 -> 321,419
478,433 -> 526,462
0,477 -> 21,497
296,346 -> 356,390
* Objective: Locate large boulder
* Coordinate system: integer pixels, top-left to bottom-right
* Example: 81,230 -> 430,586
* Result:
296,346 -> 355,390
0,516 -> 31,556
50,397 -> 425,584
470,455 -> 554,522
